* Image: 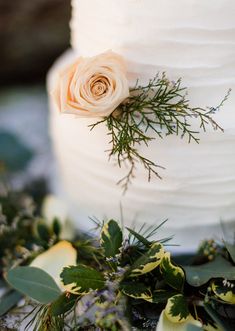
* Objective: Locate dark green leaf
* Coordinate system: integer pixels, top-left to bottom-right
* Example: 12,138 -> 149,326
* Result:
120,282 -> 152,301
52,218 -> 61,237
6,266 -> 61,304
126,227 -> 150,246
183,256 -> 235,287
37,222 -> 51,242
165,294 -> 189,323
129,242 -> 164,277
51,293 -> 78,316
152,289 -> 178,304
204,303 -> 235,331
0,290 -> 22,316
0,131 -> 33,172
61,264 -> 105,294
100,220 -> 123,258
160,252 -> 185,291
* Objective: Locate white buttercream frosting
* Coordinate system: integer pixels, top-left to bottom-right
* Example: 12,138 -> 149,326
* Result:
48,0 -> 235,250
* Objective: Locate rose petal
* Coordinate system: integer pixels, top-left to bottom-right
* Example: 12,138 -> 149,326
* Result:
31,241 -> 77,289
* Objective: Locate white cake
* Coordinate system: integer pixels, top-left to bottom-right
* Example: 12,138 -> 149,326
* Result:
47,0 -> 235,250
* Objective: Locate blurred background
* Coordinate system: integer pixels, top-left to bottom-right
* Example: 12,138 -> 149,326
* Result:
0,0 -> 71,189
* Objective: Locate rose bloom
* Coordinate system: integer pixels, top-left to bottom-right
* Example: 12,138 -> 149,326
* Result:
53,51 -> 130,118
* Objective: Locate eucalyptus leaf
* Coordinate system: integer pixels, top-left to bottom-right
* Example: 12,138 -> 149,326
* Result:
100,220 -> 123,258
0,290 -> 22,316
183,256 -> 235,287
225,242 -> 235,264
120,282 -> 152,302
0,131 -> 33,172
129,242 -> 165,277
186,325 -> 203,331
6,266 -> 61,304
61,264 -> 105,294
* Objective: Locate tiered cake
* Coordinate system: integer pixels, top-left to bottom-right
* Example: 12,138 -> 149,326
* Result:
47,0 -> 235,250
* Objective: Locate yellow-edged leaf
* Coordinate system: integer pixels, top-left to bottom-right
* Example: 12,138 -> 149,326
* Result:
129,242 -> 165,277
160,252 -> 185,291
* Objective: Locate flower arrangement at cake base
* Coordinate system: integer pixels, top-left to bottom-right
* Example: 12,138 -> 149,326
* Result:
0,185 -> 235,331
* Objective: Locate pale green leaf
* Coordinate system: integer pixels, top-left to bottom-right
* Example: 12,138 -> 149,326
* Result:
183,256 -> 235,287
129,242 -> 165,277
0,290 -> 22,316
61,264 -> 105,294
100,220 -> 123,258
225,242 -> 235,264
6,266 -> 61,304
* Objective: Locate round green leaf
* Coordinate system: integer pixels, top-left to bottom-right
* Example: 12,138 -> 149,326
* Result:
183,256 -> 235,287
6,266 -> 61,304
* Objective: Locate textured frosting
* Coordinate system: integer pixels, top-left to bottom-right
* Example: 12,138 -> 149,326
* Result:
48,0 -> 235,250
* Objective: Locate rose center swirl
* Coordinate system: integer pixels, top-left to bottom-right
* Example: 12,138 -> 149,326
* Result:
90,77 -> 109,98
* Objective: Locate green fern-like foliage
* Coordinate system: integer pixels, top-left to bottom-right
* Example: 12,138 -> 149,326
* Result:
90,74 -> 230,192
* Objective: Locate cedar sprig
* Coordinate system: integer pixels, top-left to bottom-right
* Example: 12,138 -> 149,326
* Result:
90,73 -> 230,193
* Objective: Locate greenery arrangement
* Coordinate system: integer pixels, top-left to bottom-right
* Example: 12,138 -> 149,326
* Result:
0,185 -> 235,331
90,74 -> 230,192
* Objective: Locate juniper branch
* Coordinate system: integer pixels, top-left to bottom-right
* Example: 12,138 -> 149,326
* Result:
90,73 -> 229,193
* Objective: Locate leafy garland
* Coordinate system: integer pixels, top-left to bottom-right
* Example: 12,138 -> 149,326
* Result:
0,186 -> 235,331
90,74 -> 230,192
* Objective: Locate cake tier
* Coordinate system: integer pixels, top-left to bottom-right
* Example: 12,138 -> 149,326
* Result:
48,0 -> 235,250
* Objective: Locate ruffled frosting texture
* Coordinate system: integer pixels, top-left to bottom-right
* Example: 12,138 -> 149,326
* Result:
48,0 -> 235,249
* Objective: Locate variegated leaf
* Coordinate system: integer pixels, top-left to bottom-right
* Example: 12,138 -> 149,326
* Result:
165,294 -> 189,324
156,309 -> 202,331
100,220 -> 123,258
129,242 -> 165,277
160,252 -> 185,291
120,282 -> 152,302
212,279 -> 235,304
61,264 -> 105,295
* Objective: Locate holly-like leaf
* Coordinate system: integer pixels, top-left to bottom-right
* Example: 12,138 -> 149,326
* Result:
100,220 -> 123,258
161,252 -> 185,291
120,282 -> 152,302
165,294 -> 190,323
61,264 -> 105,294
183,256 -> 235,287
51,292 -> 78,316
6,267 -> 61,304
0,290 -> 22,316
129,242 -> 164,277
212,280 -> 235,304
